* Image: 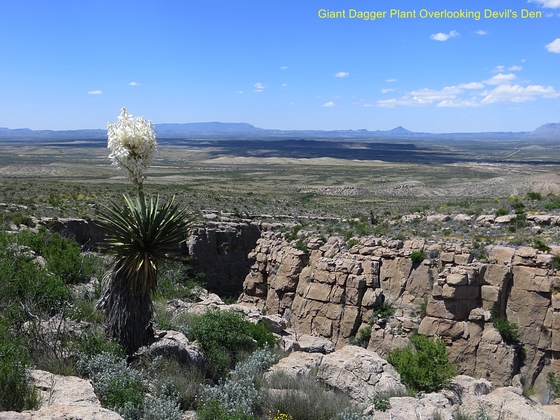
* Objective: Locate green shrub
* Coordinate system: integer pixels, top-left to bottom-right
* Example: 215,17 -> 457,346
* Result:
73,330 -> 125,358
492,317 -> 519,345
511,213 -> 528,229
190,308 -> 277,377
373,394 -> 390,411
349,326 -> 371,348
142,395 -> 182,420
155,261 -> 202,301
387,334 -> 456,393
545,198 -> 560,210
511,200 -> 525,213
8,212 -> 35,228
198,399 -> 257,420
76,352 -> 144,412
551,254 -> 560,271
526,191 -> 542,200
284,225 -> 303,241
104,376 -> 144,411
200,348 -> 278,418
0,231 -> 69,327
495,208 -> 508,216
371,301 -> 396,323
0,330 -> 40,411
410,251 -> 426,263
17,227 -> 100,285
547,372 -> 560,400
532,237 -> 551,252
294,240 -> 309,254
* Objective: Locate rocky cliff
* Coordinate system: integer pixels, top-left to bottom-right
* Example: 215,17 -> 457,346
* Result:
239,232 -> 560,402
37,217 -> 560,402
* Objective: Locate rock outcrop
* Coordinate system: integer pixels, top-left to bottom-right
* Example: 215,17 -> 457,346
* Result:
239,232 -> 560,402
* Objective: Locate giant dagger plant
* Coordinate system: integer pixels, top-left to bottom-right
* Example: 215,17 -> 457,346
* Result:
97,108 -> 190,354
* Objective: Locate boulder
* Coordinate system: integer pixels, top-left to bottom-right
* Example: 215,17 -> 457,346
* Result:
462,386 -> 553,420
283,333 -> 335,354
371,393 -> 453,420
316,345 -> 406,403
136,330 -> 205,370
266,351 -> 324,378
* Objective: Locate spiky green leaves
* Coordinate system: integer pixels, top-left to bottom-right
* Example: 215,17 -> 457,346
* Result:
97,194 -> 191,354
97,194 -> 191,296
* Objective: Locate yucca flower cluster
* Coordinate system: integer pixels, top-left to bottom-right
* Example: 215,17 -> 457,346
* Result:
107,107 -> 157,185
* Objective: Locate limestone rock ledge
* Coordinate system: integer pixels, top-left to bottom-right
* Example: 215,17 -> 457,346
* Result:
0,370 -> 123,420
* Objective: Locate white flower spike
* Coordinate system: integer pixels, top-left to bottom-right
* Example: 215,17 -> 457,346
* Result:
107,108 -> 157,185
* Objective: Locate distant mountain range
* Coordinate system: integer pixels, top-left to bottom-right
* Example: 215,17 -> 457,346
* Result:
0,121 -> 559,141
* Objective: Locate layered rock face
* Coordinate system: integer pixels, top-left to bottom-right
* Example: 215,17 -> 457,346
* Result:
239,233 -> 560,399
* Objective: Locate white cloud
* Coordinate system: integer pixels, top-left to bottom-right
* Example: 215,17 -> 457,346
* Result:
529,0 -> 560,8
492,65 -> 505,72
334,72 -> 349,78
282,83 -> 287,87
473,30 -> 487,35
280,66 -> 288,70
377,65 -> 560,108
386,78 -> 397,82
129,82 -> 139,86
458,82 -> 485,89
409,86 -> 462,102
237,91 -> 244,94
88,90 -> 103,95
377,99 -> 398,108
321,101 -> 335,107
484,73 -> 517,85
363,104 -> 373,107
480,84 -> 560,103
546,38 -> 560,53
437,99 -> 479,107
254,82 -> 265,92
381,88 -> 395,93
430,30 -> 459,41
378,86 -> 463,107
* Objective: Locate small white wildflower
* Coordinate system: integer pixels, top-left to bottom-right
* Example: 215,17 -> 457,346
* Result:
107,107 -> 157,185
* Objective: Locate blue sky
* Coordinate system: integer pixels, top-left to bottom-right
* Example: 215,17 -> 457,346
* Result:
1,0 -> 559,132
